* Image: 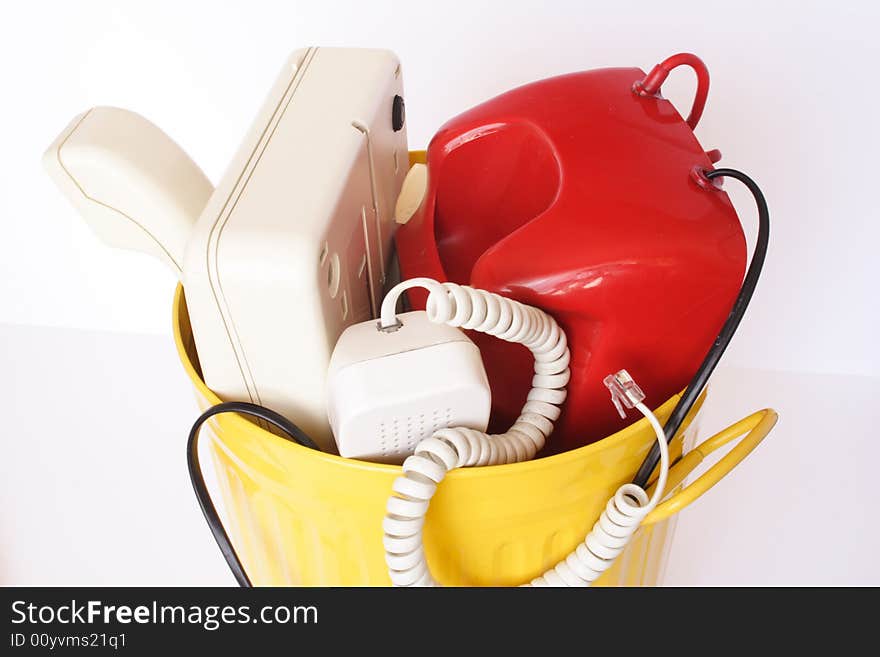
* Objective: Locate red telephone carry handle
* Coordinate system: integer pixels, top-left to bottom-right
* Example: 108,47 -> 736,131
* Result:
633,53 -> 710,130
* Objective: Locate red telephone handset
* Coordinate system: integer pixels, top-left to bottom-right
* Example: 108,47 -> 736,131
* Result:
396,54 -> 746,453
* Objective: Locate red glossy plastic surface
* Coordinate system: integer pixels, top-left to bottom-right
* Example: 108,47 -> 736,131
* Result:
396,62 -> 746,453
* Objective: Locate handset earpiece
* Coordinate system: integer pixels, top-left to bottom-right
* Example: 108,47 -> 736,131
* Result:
43,106 -> 213,276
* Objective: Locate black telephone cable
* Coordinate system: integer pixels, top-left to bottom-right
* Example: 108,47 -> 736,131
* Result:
632,167 -> 770,488
187,401 -> 320,588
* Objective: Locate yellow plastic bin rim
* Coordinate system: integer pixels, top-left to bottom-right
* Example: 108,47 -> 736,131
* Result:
172,284 -> 777,527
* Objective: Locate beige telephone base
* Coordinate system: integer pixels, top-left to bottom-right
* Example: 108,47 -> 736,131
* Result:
44,48 -> 409,450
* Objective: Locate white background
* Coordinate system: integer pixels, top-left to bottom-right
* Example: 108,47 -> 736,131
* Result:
1,0 -> 878,585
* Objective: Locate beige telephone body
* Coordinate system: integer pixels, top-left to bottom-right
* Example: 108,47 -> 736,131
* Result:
44,48 -> 410,450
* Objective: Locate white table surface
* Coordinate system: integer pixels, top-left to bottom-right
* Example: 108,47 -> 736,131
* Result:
2,322 -> 877,586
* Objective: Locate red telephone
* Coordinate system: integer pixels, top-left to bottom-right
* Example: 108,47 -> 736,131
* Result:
396,54 -> 747,453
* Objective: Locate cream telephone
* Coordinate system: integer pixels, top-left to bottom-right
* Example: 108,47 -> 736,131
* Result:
44,47 -> 409,450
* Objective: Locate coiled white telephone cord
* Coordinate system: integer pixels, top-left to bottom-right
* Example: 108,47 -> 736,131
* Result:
380,278 -> 670,587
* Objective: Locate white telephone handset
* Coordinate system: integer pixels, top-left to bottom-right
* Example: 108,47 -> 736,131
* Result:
43,106 -> 212,275
44,48 -> 409,450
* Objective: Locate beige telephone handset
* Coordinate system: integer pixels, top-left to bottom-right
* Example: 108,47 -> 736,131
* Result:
44,48 -> 410,450
43,106 -> 213,274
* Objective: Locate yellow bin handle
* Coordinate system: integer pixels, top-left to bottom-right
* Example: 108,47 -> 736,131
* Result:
642,408 -> 778,526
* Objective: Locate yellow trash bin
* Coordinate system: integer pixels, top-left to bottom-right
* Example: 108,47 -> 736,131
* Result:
173,287 -> 776,586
